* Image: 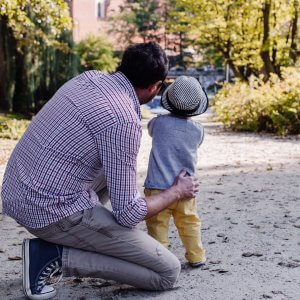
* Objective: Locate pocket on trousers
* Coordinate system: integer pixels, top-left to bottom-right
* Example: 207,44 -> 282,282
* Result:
81,206 -> 117,237
67,210 -> 84,225
58,210 -> 84,231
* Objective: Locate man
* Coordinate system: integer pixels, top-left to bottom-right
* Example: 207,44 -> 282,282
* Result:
1,42 -> 199,299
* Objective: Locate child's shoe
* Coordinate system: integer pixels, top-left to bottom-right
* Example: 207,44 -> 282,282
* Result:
189,257 -> 207,268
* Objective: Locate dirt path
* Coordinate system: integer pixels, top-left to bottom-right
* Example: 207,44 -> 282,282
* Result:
0,115 -> 299,300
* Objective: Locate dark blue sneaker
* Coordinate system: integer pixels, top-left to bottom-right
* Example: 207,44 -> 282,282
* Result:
22,238 -> 63,299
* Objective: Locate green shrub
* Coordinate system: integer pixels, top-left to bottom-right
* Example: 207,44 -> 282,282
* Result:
213,67 -> 300,135
75,35 -> 119,73
0,119 -> 31,140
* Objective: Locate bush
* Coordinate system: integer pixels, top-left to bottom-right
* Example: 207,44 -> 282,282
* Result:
213,67 -> 300,135
0,116 -> 31,140
75,35 -> 119,73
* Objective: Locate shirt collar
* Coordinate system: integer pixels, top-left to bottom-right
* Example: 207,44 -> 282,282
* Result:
112,71 -> 141,121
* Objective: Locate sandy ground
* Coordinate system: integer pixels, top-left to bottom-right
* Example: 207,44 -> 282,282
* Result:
0,112 -> 299,300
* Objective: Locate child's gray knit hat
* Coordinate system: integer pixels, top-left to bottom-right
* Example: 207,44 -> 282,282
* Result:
161,76 -> 208,117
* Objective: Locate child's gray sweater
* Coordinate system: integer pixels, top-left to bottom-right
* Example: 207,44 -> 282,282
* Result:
144,113 -> 204,190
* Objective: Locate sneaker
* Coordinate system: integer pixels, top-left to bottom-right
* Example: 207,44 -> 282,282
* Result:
22,238 -> 63,299
189,258 -> 207,268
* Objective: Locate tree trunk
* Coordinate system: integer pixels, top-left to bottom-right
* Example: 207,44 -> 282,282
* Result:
222,40 -> 247,81
227,59 -> 246,81
0,18 -> 7,110
0,17 -> 16,112
179,31 -> 184,67
290,0 -> 299,63
13,43 -> 39,115
260,0 -> 276,81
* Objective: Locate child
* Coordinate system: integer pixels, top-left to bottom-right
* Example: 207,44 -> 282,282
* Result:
144,75 -> 208,267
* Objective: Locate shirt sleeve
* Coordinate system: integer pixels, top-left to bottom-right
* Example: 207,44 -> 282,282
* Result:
97,122 -> 148,228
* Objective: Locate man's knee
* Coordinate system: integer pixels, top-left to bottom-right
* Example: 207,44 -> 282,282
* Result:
158,254 -> 181,290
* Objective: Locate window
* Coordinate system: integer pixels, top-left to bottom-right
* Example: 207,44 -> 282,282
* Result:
96,0 -> 106,19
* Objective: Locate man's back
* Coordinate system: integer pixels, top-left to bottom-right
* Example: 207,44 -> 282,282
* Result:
2,71 -> 143,228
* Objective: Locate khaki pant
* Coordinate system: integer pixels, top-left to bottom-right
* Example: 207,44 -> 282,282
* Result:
144,188 -> 206,264
26,205 -> 181,290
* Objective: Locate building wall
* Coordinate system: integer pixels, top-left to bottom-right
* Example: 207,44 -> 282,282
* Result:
71,0 -> 123,43
70,0 -> 176,53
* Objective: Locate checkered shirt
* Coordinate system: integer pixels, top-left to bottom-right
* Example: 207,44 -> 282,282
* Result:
1,71 -> 148,228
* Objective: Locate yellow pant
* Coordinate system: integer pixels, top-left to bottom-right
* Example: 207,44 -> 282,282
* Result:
144,188 -> 206,263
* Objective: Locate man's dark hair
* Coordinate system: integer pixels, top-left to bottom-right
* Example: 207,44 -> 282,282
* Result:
117,42 -> 169,88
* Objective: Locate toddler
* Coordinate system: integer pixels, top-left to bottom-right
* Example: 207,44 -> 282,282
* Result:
144,75 -> 208,267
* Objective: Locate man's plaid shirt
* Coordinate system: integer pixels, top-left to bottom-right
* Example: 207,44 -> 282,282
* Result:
1,71 -> 148,228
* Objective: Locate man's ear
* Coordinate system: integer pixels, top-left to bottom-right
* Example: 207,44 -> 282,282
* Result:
148,81 -> 162,93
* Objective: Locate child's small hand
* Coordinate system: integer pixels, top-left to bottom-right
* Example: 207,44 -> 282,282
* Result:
172,169 -> 199,199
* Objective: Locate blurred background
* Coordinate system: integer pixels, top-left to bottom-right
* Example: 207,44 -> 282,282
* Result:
0,0 -> 299,137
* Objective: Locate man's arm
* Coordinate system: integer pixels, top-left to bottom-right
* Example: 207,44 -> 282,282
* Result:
144,169 -> 199,219
97,122 -> 147,228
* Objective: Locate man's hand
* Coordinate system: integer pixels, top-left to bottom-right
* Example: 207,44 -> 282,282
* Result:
172,169 -> 199,199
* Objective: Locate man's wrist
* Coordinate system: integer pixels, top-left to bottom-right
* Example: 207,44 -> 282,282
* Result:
144,185 -> 183,220
168,185 -> 182,202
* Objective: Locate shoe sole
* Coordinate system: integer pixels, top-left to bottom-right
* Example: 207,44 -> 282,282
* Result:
190,262 -> 206,267
189,258 -> 207,268
22,239 -> 57,300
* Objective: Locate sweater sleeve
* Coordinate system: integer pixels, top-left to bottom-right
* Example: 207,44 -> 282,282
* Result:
147,117 -> 157,137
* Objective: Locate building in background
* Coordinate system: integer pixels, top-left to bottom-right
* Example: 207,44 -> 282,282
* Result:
66,1 -> 195,67
68,0 -> 123,43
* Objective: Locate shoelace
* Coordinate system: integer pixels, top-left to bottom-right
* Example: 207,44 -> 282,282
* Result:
36,261 -> 62,292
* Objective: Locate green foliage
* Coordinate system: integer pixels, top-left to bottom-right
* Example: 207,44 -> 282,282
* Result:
197,45 -> 224,68
163,0 -> 193,67
0,0 -> 72,50
213,67 -> 300,135
131,0 -> 160,41
110,0 -> 195,66
0,118 -> 30,140
0,2 -> 78,114
0,113 -> 29,122
108,11 -> 137,49
172,0 -> 300,80
109,0 -> 161,47
75,35 -> 118,73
